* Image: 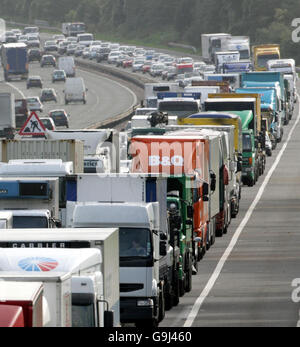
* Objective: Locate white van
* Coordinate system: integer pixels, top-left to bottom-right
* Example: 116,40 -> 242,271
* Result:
58,56 -> 76,77
77,33 -> 94,47
64,77 -> 87,105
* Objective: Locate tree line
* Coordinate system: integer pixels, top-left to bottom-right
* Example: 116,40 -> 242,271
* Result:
2,0 -> 300,63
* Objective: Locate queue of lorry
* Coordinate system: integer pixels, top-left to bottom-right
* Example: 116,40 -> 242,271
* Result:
0,25 -> 298,328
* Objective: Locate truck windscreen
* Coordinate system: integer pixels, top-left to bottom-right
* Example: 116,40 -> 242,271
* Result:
243,133 -> 252,152
13,216 -> 48,228
159,101 -> 198,113
120,228 -> 153,267
239,50 -> 249,60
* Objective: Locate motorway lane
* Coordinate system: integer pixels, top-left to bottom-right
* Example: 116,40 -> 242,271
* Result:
161,83 -> 300,328
0,58 -> 137,129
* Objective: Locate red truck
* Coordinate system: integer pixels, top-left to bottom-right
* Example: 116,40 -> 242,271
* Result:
0,281 -> 44,327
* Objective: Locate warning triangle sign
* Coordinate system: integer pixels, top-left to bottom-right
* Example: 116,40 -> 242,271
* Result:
19,111 -> 46,136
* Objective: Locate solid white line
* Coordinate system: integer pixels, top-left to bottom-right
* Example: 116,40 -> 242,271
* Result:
184,94 -> 300,327
5,82 -> 26,98
77,66 -> 138,111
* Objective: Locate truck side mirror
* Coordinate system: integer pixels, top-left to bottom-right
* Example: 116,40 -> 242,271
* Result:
210,171 -> 216,192
202,182 -> 209,196
104,311 -> 114,328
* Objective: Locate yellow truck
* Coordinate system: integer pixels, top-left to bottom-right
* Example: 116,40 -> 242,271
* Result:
204,93 -> 266,183
252,44 -> 280,71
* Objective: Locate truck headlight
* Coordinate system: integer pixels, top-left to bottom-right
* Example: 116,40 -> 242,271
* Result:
137,299 -> 154,307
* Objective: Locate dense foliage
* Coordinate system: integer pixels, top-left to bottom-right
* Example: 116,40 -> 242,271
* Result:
2,0 -> 300,62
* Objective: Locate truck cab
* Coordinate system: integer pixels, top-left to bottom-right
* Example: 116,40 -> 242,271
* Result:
0,247 -> 116,327
252,44 -> 280,71
70,201 -> 164,328
157,92 -> 201,119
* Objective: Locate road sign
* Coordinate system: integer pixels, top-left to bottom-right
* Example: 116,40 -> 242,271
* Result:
19,111 -> 46,136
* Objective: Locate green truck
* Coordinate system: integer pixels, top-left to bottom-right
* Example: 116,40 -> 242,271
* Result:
233,110 -> 261,187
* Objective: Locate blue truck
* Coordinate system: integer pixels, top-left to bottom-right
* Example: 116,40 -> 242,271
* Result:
241,72 -> 289,126
1,43 -> 28,81
236,87 -> 283,146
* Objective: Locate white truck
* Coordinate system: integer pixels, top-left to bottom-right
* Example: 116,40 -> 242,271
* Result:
184,86 -> 220,108
201,33 -> 232,63
157,92 -> 202,119
0,176 -> 60,228
0,237 -> 119,327
214,51 -> 240,73
0,159 -> 76,228
144,83 -> 181,108
68,173 -> 180,327
0,93 -> 16,140
224,36 -> 250,61
46,129 -> 121,174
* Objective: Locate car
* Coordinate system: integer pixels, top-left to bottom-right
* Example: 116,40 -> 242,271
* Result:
49,109 -> 70,128
108,51 -> 121,64
11,29 -> 22,39
96,47 -> 111,62
5,31 -> 17,43
40,117 -> 56,131
142,62 -> 152,74
26,76 -> 43,89
28,48 -> 42,62
122,57 -> 133,68
53,34 -> 65,44
66,44 -> 78,56
23,26 -> 39,37
74,45 -> 85,57
40,88 -> 58,103
26,35 -> 40,48
52,70 -> 66,83
132,58 -> 145,72
40,55 -> 56,67
18,35 -> 28,44
88,46 -> 101,60
26,96 -> 43,112
82,47 -> 91,59
150,63 -> 165,77
116,54 -> 129,67
43,40 -> 58,52
58,41 -> 69,55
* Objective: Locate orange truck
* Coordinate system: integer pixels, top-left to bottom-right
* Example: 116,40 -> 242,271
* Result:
130,130 -> 225,262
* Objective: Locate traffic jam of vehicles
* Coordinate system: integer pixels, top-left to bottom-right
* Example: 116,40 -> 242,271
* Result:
0,22 -> 298,328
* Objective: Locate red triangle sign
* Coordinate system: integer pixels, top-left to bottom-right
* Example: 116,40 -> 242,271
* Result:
19,111 -> 46,136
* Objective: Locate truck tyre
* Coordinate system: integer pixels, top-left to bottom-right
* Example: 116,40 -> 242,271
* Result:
248,177 -> 254,187
179,277 -> 185,297
172,271 -> 180,307
164,281 -> 173,311
185,266 -> 193,293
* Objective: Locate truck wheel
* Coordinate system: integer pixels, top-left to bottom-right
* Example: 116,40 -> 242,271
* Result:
172,271 -> 180,307
185,266 -> 193,293
164,281 -> 173,311
216,227 -> 224,237
179,277 -> 185,297
248,178 -> 254,187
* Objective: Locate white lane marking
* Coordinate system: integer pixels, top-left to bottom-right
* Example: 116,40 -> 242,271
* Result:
184,94 -> 300,328
5,82 -> 26,98
77,67 -> 138,111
